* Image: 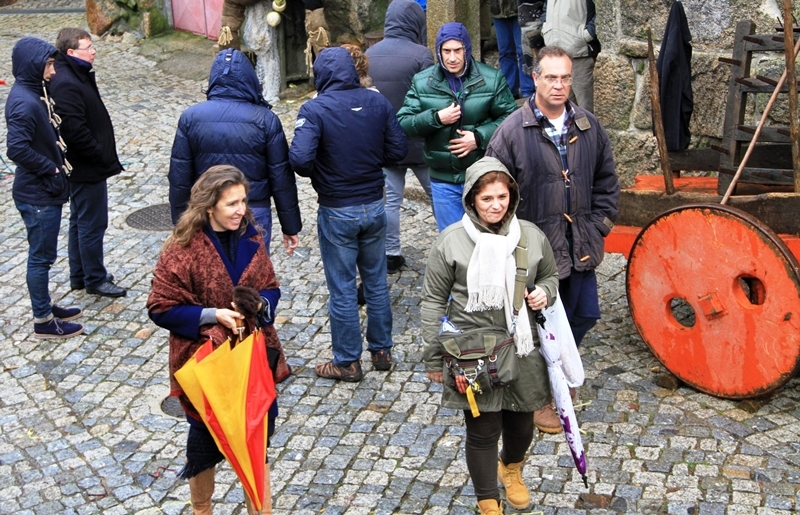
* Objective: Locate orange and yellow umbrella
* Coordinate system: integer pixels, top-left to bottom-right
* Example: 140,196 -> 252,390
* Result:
175,329 -> 276,512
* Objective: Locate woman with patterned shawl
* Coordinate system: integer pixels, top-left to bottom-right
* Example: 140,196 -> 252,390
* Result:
147,165 -> 289,515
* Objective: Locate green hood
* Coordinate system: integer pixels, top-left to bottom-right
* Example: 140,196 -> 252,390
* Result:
462,156 -> 520,234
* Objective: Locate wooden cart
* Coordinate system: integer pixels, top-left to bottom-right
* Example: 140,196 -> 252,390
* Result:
605,18 -> 800,400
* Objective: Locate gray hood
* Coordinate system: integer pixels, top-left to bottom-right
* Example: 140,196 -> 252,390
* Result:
383,0 -> 427,45
462,156 -> 520,233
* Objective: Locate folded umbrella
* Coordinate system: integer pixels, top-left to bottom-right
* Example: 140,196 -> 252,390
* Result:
175,329 -> 276,512
535,309 -> 588,488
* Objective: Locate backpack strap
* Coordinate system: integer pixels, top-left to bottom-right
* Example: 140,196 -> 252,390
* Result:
513,221 -> 528,315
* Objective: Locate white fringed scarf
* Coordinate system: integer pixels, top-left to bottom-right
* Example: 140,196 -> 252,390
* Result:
462,214 -> 535,356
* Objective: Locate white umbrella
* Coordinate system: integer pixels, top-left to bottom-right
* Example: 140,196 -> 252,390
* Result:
535,308 -> 588,488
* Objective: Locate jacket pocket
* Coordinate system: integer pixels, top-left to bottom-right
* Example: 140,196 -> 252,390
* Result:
41,171 -> 67,198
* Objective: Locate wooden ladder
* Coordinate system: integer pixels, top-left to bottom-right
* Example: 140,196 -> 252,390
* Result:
715,20 -> 800,194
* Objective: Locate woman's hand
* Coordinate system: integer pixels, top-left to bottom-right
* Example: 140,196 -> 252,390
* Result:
525,286 -> 548,311
216,308 -> 244,331
427,371 -> 443,383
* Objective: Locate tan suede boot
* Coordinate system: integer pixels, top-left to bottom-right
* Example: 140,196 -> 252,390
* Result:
244,463 -> 273,514
534,404 -> 563,434
189,467 -> 215,515
477,498 -> 504,515
497,460 -> 531,509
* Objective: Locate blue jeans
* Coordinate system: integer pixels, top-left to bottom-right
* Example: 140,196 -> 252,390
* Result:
384,164 -> 432,256
317,199 -> 393,365
68,180 -> 109,288
494,16 -> 534,97
430,180 -> 465,232
15,201 -> 63,320
250,206 -> 273,253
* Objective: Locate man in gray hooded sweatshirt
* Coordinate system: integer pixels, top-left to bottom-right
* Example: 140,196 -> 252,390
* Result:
366,0 -> 434,273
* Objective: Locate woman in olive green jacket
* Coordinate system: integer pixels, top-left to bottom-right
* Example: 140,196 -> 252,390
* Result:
422,156 -> 559,514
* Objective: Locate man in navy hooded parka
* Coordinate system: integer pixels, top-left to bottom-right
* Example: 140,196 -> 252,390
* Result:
5,37 -> 84,339
289,46 -> 408,382
169,48 -> 301,254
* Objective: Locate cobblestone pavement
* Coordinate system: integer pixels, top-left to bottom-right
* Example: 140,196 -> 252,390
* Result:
1,7 -> 800,515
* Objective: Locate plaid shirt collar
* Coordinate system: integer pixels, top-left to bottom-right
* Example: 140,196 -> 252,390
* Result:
530,94 -> 575,146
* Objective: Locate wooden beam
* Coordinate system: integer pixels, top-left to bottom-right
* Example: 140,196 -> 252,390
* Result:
647,29 -> 674,194
785,0 -> 800,190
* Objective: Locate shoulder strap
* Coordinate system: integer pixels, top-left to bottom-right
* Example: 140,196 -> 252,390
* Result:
513,221 -> 528,314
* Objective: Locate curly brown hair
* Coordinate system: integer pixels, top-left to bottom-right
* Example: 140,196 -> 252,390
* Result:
341,43 -> 373,89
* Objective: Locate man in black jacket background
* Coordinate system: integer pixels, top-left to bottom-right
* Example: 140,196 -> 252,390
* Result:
50,28 -> 126,298
366,0 -> 434,273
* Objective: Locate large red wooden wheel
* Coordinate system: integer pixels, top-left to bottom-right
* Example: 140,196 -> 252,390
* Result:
626,204 -> 800,399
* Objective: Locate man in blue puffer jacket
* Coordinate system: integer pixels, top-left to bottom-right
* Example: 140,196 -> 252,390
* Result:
169,48 -> 301,254
5,37 -> 84,339
289,46 -> 407,382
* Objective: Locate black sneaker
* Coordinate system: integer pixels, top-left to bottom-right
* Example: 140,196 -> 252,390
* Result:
86,280 -> 126,298
51,305 -> 82,322
371,349 -> 392,371
386,255 -> 406,274
71,273 -> 114,290
315,360 -> 364,382
34,318 -> 84,339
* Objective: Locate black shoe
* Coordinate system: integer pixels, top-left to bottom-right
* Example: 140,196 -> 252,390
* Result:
86,280 -> 127,298
357,282 -> 366,305
371,349 -> 392,371
386,255 -> 406,274
71,273 -> 114,291
51,304 -> 82,322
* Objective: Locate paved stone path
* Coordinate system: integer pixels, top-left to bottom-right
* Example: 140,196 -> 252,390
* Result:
0,6 -> 799,515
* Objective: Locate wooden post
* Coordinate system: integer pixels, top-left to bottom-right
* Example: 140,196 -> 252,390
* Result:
647,29 -> 675,195
784,0 -> 800,191
425,0 -> 481,61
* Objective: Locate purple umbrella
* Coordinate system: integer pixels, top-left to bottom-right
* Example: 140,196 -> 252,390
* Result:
535,310 -> 588,488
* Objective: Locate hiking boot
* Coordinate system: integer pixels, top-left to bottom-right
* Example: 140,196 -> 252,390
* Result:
477,498 -> 504,515
34,318 -> 84,339
534,404 -> 563,434
371,349 -> 392,371
386,254 -> 406,274
51,304 -> 82,322
498,459 -> 530,509
315,360 -> 363,382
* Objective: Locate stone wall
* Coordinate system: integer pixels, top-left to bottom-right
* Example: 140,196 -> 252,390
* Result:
326,0 -> 798,188
594,0 -> 798,186
86,0 -> 170,38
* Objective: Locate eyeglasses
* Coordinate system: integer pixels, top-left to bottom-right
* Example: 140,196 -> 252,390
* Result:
540,74 -> 573,86
75,43 -> 94,52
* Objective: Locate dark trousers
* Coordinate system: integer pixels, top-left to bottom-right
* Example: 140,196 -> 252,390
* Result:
559,268 -> 601,346
464,409 -> 534,501
68,180 -> 109,288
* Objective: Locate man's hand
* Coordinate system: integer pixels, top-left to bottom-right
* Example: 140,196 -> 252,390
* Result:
427,371 -> 443,383
437,103 -> 461,125
283,234 -> 299,256
449,129 -> 477,158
